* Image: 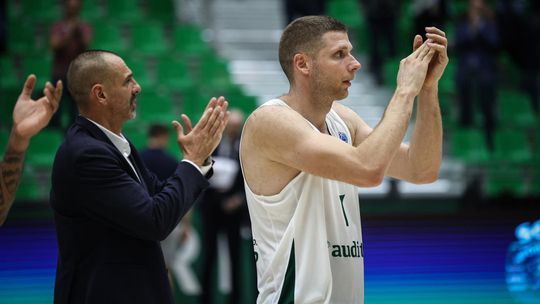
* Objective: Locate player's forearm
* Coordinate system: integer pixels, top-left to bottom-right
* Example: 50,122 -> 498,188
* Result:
407,87 -> 442,182
0,133 -> 27,225
356,89 -> 415,175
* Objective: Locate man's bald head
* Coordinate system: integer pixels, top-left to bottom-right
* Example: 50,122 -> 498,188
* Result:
66,50 -> 119,111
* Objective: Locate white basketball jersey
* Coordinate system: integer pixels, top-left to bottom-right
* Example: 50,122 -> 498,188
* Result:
240,99 -> 364,304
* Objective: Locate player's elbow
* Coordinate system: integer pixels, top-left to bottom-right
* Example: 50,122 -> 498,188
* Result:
355,167 -> 385,187
411,169 -> 439,184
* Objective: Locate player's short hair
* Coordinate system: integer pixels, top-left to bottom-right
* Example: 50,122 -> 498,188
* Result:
66,50 -> 119,111
279,16 -> 347,83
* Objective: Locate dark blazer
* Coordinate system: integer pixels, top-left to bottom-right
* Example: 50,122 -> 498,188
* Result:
50,116 -> 209,304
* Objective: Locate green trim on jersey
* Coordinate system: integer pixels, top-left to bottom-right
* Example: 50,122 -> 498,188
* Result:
278,241 -> 295,304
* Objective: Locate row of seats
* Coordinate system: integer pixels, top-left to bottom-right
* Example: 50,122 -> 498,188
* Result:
7,0 -> 176,24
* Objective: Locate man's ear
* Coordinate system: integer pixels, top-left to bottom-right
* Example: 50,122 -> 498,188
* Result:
293,53 -> 311,76
91,84 -> 107,105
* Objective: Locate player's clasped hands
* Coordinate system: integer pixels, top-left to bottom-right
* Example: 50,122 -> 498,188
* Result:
172,96 -> 230,166
396,26 -> 448,97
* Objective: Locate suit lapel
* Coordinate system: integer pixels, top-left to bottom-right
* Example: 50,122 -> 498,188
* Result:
75,116 -> 146,186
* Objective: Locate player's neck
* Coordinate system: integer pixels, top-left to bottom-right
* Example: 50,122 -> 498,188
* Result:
282,89 -> 332,133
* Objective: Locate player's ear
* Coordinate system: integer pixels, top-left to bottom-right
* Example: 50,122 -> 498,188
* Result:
293,53 -> 310,75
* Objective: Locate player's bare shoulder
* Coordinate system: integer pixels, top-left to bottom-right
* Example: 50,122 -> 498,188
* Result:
242,105 -> 311,151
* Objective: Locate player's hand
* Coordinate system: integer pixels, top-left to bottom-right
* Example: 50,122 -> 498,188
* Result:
413,27 -> 449,90
11,75 -> 62,150
173,96 -> 230,166
396,41 -> 436,97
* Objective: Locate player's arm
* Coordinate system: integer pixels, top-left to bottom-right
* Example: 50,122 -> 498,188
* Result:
247,86 -> 419,188
385,28 -> 448,183
333,99 -> 436,185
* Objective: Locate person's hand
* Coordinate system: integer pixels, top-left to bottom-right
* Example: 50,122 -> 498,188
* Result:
172,96 -> 230,166
11,75 -> 62,151
412,27 -> 449,90
396,41 -> 436,97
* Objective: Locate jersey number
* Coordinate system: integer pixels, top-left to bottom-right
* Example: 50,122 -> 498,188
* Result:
339,194 -> 349,227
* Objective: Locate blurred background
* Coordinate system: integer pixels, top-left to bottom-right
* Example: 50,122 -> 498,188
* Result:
0,0 -> 539,303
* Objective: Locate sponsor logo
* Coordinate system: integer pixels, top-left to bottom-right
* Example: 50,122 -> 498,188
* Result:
338,132 -> 348,143
328,240 -> 364,258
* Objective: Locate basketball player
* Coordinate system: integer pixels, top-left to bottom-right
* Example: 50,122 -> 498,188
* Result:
240,16 -> 448,303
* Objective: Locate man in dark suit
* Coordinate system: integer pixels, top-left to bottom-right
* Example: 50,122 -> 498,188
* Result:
49,50 -> 229,304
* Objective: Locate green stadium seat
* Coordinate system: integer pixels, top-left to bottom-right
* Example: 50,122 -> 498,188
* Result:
130,22 -> 168,56
16,170 -> 43,201
91,23 -> 127,53
172,25 -> 212,58
156,57 -> 194,92
125,129 -> 147,150
0,56 -> 19,90
0,86 -> 20,128
439,61 -> 456,95
147,0 -> 176,23
137,91 -> 176,123
225,86 -> 258,115
26,129 -> 63,168
485,166 -> 527,198
0,128 -> 9,154
199,56 -> 233,92
125,59 -> 155,89
180,88 -> 209,120
7,22 -> 36,55
491,129 -> 532,164
327,0 -> 363,30
81,0 -> 105,22
21,57 -> 52,90
20,0 -> 61,23
451,127 -> 490,164
497,90 -> 536,129
383,58 -> 401,87
106,0 -> 143,23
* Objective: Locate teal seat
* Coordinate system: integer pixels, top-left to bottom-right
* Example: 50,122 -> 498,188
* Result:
21,57 -> 52,90
172,25 -> 212,58
81,0 -> 104,22
125,59 -> 155,89
147,0 -> 175,23
7,22 -> 36,55
20,0 -> 61,23
156,57 -> 194,92
451,127 -> 490,164
180,88 -> 209,120
485,166 -> 526,198
0,86 -> 20,128
383,58 -> 401,87
26,129 -> 63,168
125,129 -> 147,150
498,90 -> 536,129
106,0 -> 142,23
492,129 -> 532,164
327,0 -> 363,30
199,56 -> 233,92
0,128 -> 9,154
16,170 -> 43,201
0,56 -> 19,90
131,23 -> 168,56
439,61 -> 456,95
91,23 -> 127,53
137,91 -> 176,124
